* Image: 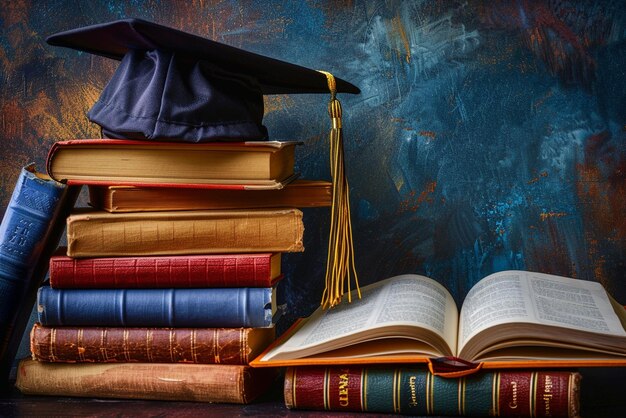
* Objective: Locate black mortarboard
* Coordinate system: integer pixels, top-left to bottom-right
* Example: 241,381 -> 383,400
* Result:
46,18 -> 360,142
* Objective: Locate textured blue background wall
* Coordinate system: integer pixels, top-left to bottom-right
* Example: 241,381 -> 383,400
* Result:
1,1 -> 624,324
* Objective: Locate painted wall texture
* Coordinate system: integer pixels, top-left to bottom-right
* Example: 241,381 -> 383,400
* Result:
1,1 -> 625,322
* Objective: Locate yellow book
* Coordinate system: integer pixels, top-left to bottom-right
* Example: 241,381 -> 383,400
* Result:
47,139 -> 299,189
66,208 -> 304,257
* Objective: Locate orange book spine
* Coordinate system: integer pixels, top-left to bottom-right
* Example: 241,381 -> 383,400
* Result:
66,209 -> 304,257
16,359 -> 278,403
88,180 -> 332,212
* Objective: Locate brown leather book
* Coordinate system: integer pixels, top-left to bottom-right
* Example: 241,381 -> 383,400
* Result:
88,180 -> 332,212
16,359 -> 278,403
30,324 -> 275,365
66,208 -> 304,257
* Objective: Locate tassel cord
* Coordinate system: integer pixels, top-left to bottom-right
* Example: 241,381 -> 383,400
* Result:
318,70 -> 360,308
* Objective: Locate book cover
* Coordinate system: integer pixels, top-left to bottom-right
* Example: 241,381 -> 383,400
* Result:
49,249 -> 282,288
46,139 -> 300,189
66,208 -> 304,257
88,179 -> 332,212
30,323 -> 275,364
0,164 -> 80,384
284,366 -> 581,417
37,286 -> 278,328
16,359 -> 278,403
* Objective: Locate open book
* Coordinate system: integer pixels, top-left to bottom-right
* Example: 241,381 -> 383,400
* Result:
252,271 -> 626,368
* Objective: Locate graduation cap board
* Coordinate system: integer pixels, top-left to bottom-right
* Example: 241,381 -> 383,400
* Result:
46,18 -> 360,308
46,18 -> 359,142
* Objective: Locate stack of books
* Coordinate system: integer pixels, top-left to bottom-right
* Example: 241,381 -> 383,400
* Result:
12,16 -> 363,409
15,139 -> 330,403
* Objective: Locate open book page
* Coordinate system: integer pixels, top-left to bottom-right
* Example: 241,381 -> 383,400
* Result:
458,271 -> 626,354
262,274 -> 459,360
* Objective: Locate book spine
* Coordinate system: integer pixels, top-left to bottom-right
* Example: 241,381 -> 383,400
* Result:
88,180 -> 332,212
0,164 -> 79,384
37,286 -> 274,328
0,166 -> 64,318
49,252 -> 276,288
16,358 -> 277,403
66,209 -> 304,257
284,367 -> 581,417
30,324 -> 275,364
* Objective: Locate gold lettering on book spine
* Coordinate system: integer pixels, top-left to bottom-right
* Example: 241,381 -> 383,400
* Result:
543,374 -> 553,416
338,372 -> 350,407
509,381 -> 519,409
409,375 -> 418,407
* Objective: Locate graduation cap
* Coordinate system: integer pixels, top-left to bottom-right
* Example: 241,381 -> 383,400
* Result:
46,18 -> 360,308
46,18 -> 359,142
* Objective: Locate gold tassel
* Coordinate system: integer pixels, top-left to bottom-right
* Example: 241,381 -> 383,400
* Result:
317,71 -> 360,308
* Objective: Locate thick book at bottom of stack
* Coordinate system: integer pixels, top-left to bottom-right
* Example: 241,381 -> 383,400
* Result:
17,359 -> 277,403
284,366 -> 581,418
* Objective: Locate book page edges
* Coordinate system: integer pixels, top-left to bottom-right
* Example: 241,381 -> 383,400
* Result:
64,173 -> 300,190
250,320 -> 626,369
49,139 -> 302,148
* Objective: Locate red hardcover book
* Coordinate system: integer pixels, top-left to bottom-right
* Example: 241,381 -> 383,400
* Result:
49,248 -> 282,288
284,366 -> 581,417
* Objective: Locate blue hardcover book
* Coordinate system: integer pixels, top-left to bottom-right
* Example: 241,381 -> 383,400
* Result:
37,286 -> 278,328
0,164 -> 79,384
